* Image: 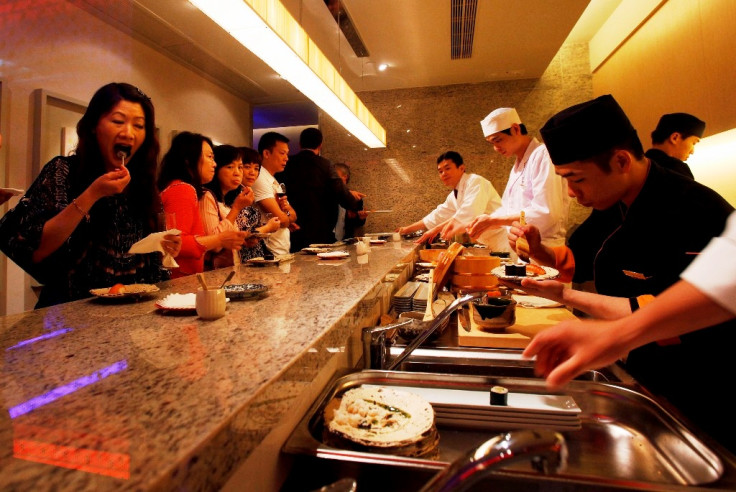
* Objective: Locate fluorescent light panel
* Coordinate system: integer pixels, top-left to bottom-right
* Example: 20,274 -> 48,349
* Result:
189,0 -> 386,148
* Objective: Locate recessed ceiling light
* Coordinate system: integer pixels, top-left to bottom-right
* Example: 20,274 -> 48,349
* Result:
378,63 -> 388,72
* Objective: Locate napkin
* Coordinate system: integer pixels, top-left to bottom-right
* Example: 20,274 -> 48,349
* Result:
129,229 -> 181,268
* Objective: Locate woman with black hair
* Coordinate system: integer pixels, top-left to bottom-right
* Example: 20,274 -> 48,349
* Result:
158,132 -> 246,277
199,144 -> 254,269
0,82 -> 181,307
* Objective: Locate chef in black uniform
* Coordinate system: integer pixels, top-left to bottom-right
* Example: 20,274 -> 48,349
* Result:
645,112 -> 706,179
513,95 -> 735,453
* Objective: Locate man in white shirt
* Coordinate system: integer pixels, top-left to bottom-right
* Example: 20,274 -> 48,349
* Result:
467,108 -> 569,248
252,132 -> 297,255
397,151 -> 504,247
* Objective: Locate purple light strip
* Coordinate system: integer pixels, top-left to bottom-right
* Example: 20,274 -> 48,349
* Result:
6,328 -> 73,351
8,360 -> 128,419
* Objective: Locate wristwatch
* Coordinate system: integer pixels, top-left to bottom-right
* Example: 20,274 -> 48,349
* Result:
285,210 -> 291,217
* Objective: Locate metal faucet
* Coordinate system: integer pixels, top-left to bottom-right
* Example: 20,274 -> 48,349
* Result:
419,429 -> 567,492
361,293 -> 482,370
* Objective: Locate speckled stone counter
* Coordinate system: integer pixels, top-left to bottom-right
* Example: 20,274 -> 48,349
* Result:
0,241 -> 418,491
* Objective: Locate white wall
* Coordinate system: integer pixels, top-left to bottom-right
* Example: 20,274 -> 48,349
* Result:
0,0 -> 253,314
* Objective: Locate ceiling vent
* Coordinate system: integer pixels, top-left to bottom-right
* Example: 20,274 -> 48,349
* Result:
451,0 -> 478,59
324,0 -> 369,57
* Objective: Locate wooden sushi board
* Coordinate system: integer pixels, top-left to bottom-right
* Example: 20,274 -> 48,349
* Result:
457,304 -> 577,349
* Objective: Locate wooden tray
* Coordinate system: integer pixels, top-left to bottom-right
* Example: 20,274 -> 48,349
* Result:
457,303 -> 576,349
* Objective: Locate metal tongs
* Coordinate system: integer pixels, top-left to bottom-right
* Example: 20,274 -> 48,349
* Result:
387,293 -> 482,371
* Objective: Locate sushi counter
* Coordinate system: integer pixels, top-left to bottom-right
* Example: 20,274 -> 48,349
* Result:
0,240 -> 417,491
2,239 -> 736,492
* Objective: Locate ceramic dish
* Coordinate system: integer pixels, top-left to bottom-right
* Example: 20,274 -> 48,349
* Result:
301,247 -> 333,255
309,241 -> 345,248
317,251 -> 350,260
491,265 -> 559,283
155,293 -> 197,311
512,294 -> 563,308
369,239 -> 386,245
90,283 -> 159,299
155,293 -> 230,311
224,283 -> 268,300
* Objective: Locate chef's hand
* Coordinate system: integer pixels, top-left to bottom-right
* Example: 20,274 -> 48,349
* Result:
467,214 -> 520,239
162,234 -> 182,257
417,225 -> 442,244
509,278 -> 567,304
439,219 -> 464,241
523,318 -> 629,390
508,221 -> 542,259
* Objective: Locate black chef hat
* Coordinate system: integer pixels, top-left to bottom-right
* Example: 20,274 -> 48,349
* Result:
652,113 -> 706,142
540,94 -> 638,165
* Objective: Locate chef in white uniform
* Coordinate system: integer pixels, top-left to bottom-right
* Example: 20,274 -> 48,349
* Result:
397,151 -> 505,248
466,108 -> 569,248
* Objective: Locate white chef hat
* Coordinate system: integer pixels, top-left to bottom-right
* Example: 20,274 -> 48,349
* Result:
480,108 -> 522,137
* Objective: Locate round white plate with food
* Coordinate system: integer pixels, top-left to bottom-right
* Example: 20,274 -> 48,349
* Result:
317,251 -> 350,260
491,265 -> 559,283
90,283 -> 159,299
302,247 -> 333,255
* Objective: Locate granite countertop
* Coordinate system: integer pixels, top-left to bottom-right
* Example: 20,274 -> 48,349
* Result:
0,241 -> 417,491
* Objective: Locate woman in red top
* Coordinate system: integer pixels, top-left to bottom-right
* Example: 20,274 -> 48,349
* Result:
158,132 -> 247,278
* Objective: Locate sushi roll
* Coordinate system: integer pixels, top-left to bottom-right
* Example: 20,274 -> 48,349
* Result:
490,386 -> 509,406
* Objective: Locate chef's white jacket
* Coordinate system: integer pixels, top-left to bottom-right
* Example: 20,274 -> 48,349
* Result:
423,173 -> 502,229
681,210 -> 736,314
490,138 -> 569,247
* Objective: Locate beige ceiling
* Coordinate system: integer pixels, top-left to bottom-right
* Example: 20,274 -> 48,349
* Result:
73,0 -> 601,125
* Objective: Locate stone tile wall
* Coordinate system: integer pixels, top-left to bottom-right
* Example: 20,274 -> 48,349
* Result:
321,42 -> 594,237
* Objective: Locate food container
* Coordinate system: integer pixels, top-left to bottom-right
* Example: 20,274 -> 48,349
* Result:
472,297 -> 517,330
450,272 -> 499,290
452,255 -> 501,274
419,248 -> 445,263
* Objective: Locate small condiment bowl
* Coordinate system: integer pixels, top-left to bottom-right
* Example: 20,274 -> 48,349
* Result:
472,296 -> 517,330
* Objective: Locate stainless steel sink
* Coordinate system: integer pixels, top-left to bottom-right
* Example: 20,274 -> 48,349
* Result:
282,370 -> 736,491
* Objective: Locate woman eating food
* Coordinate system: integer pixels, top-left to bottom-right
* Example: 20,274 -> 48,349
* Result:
199,144 -> 255,269
0,82 -> 181,307
157,132 -> 247,278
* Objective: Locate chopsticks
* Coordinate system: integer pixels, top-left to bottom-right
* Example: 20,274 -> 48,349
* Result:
196,273 -> 209,291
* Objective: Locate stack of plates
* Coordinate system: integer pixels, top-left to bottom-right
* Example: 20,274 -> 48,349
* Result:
393,281 -> 421,313
375,385 -> 581,432
411,282 -> 430,311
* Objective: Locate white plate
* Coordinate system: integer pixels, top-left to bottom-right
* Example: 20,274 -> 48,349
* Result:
301,247 -> 333,255
90,283 -> 159,299
309,241 -> 345,248
491,265 -> 559,283
155,293 -> 196,311
369,239 -> 387,245
317,251 -> 350,260
512,294 -> 563,308
155,293 -> 230,311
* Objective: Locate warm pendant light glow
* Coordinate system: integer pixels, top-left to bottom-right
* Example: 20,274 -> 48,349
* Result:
189,0 -> 387,148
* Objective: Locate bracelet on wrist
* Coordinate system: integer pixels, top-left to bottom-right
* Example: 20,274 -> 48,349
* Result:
71,199 -> 90,222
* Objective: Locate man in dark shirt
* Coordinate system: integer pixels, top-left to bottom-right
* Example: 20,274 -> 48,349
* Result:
281,128 -> 364,251
513,95 -> 734,452
644,112 -> 705,179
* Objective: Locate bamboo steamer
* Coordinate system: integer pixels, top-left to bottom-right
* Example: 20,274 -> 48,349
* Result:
452,255 -> 501,274
451,272 -> 499,290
